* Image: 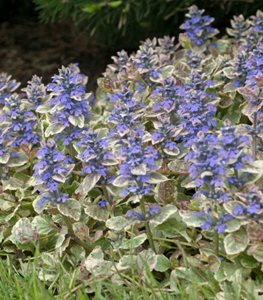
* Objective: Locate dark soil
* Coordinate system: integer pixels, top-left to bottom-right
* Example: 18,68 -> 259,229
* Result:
0,21 -> 114,90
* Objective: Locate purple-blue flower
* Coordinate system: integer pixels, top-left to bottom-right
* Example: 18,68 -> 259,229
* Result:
98,199 -> 107,208
1,94 -> 39,147
117,128 -> 159,197
76,130 -> 115,182
186,124 -> 252,202
22,75 -> 47,109
234,187 -> 263,217
0,73 -> 20,105
46,64 -> 90,144
180,5 -> 218,46
195,210 -> 233,233
33,139 -> 74,203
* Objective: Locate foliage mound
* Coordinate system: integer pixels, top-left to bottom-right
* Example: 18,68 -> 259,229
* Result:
33,0 -> 262,48
0,6 -> 263,299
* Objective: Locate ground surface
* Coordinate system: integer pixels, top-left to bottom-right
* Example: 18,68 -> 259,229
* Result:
0,21 -> 113,90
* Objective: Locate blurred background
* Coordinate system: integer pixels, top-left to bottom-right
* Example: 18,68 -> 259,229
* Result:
0,0 -> 262,89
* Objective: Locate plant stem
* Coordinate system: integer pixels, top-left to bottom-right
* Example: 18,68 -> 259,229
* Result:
63,216 -> 93,253
252,112 -> 257,160
140,199 -> 157,254
214,231 -> 219,257
213,202 -> 219,256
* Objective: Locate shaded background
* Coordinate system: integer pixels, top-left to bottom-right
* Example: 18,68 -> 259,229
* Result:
0,0 -> 262,90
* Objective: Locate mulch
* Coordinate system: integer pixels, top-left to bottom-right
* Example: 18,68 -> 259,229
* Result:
0,21 -> 113,90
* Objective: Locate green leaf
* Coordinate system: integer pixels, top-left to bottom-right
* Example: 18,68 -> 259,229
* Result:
180,177 -> 196,189
160,65 -> 175,79
225,219 -> 245,233
240,254 -> 260,268
131,164 -> 147,175
57,199 -> 81,221
77,174 -> 101,194
147,172 -> 168,184
84,246 -> 113,276
2,177 -> 24,191
0,152 -> 10,164
215,39 -> 231,54
155,255 -> 170,272
156,218 -> 191,242
45,123 -> 65,137
72,222 -> 90,241
120,233 -> 147,249
150,204 -> 177,226
0,197 -> 16,211
36,104 -> 54,113
32,193 -> 50,214
106,216 -> 131,231
163,146 -> 180,156
117,255 -> 136,271
41,252 -> 57,267
167,159 -> 188,174
136,249 -> 157,271
7,152 -> 28,167
170,267 -> 203,292
68,115 -> 85,128
223,82 -> 237,93
112,175 -> 129,187
84,203 -> 109,222
10,218 -> 38,245
214,261 -> 243,282
32,215 -> 55,235
179,211 -> 203,227
203,59 -> 217,75
222,66 -> 234,78
101,158 -> 119,166
55,226 -> 68,249
108,1 -> 122,8
83,3 -> 104,13
224,228 -> 249,255
247,243 -> 263,263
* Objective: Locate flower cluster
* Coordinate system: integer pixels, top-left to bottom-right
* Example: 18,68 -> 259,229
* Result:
184,50 -> 204,70
245,40 -> 263,88
22,75 -> 47,109
45,64 -> 90,144
33,139 -> 74,203
76,130 -> 115,182
109,50 -> 130,74
250,10 -> 263,34
233,186 -> 263,218
107,86 -> 145,139
187,124 -> 252,202
0,7 -> 263,288
116,128 -> 160,197
0,94 -> 39,147
157,36 -> 177,56
180,5 -> 218,46
227,15 -> 250,41
177,71 -> 217,146
126,205 -> 160,221
0,133 -> 8,157
0,73 -> 20,105
151,78 -> 182,114
151,117 -> 180,157
232,51 -> 249,87
195,210 -> 234,234
131,39 -> 162,85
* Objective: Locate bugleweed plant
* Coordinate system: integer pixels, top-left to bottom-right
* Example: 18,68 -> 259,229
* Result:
0,5 -> 262,299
